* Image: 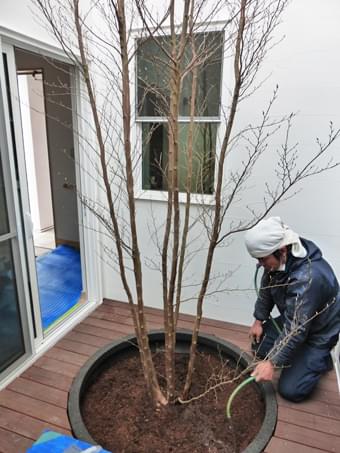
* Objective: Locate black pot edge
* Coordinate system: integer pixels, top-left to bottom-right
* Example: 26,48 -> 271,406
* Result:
68,330 -> 277,453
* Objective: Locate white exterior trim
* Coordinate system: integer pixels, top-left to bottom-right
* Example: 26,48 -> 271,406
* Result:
0,26 -> 75,63
134,189 -> 216,205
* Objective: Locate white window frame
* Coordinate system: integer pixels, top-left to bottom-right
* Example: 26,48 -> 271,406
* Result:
132,23 -> 228,206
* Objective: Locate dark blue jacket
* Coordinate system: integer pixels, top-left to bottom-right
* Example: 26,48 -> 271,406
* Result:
254,238 -> 340,366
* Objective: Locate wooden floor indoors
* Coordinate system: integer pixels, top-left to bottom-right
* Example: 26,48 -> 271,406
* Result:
0,299 -> 339,452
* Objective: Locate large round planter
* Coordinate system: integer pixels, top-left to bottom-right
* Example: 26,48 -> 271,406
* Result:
68,330 -> 277,453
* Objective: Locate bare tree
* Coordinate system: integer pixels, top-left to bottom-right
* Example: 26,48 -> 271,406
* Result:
34,0 -> 340,407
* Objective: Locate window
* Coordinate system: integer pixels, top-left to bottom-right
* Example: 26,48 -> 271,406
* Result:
137,31 -> 223,196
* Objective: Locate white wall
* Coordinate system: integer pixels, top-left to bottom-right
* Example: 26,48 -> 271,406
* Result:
2,0 -> 340,326
103,0 -> 340,325
17,75 -> 39,231
103,0 -> 340,324
0,2 -> 59,47
18,74 -> 54,232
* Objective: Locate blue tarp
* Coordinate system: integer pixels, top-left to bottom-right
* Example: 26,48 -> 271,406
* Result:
26,430 -> 111,453
36,245 -> 82,329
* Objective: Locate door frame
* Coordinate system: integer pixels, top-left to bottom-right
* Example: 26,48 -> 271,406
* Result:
0,27 -> 102,389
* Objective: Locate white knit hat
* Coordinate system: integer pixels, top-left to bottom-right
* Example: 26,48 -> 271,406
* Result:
245,217 -> 307,259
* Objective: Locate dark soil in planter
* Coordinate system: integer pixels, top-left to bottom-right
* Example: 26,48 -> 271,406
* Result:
81,348 -> 265,453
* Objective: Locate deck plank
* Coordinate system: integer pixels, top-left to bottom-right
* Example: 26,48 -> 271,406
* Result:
277,394 -> 340,420
7,377 -> 68,409
57,338 -> 99,357
21,366 -> 73,392
273,420 -> 340,452
64,330 -> 111,348
44,346 -> 90,367
0,406 -> 70,440
278,405 -> 340,436
0,299 -> 339,453
73,322 -> 126,340
265,436 -> 330,453
103,299 -> 250,334
0,389 -> 71,430
0,427 -> 32,453
33,356 -> 80,378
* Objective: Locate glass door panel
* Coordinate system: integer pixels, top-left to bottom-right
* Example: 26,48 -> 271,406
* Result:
0,149 -> 26,372
1,44 -> 42,343
0,43 -> 33,380
0,239 -> 25,372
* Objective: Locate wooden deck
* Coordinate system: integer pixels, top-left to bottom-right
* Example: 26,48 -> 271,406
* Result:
0,299 -> 339,452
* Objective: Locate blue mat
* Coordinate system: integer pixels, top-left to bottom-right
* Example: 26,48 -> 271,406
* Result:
36,245 -> 82,330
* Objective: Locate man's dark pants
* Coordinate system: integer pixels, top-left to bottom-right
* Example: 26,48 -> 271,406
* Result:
253,316 -> 336,402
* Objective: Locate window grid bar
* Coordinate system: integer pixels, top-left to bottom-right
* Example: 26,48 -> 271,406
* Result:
136,116 -> 221,123
0,232 -> 16,243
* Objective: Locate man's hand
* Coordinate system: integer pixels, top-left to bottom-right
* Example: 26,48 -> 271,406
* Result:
251,360 -> 274,382
249,319 -> 263,343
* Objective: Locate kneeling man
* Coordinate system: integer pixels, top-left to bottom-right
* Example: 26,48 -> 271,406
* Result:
245,217 -> 340,402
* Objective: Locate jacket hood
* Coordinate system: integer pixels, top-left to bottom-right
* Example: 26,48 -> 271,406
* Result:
283,238 -> 321,274
298,238 -> 322,262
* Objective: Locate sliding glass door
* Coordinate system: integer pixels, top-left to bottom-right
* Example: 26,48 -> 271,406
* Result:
0,44 -> 33,379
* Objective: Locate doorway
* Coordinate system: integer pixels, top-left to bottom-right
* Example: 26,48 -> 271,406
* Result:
13,48 -> 86,334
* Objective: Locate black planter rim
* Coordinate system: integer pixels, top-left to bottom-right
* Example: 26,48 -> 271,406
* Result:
68,330 -> 277,453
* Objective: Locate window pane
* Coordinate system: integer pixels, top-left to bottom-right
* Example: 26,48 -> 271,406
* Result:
137,32 -> 223,117
142,122 -> 216,194
137,36 -> 171,117
0,151 -> 10,236
180,32 -> 223,117
0,240 -> 25,372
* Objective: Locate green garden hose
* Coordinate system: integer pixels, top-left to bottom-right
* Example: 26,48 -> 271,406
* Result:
226,265 -> 283,419
226,376 -> 255,418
